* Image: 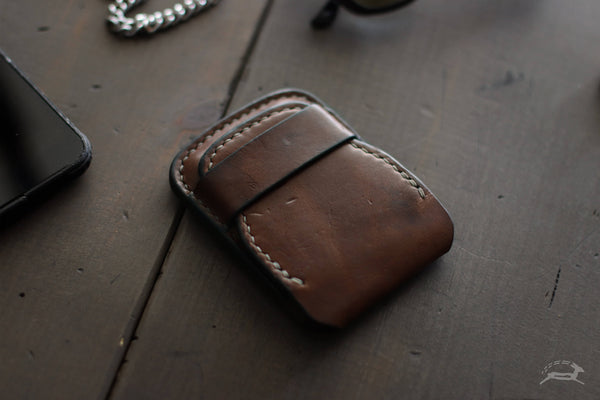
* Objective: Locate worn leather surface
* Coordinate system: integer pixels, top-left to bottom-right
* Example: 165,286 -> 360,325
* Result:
170,89 -> 454,327
195,105 -> 356,223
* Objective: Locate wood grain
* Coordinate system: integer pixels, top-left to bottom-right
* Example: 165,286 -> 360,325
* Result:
2,0 -> 599,398
0,1 -> 267,398
112,0 -> 600,399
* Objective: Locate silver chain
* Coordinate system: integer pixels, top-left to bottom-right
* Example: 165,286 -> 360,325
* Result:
107,0 -> 220,37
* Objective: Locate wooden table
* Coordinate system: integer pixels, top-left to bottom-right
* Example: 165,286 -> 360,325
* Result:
1,0 -> 599,398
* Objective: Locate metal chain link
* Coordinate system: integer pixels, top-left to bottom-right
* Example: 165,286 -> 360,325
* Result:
107,0 -> 220,37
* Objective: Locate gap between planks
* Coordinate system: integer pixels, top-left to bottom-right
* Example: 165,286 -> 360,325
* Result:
102,1 -> 275,398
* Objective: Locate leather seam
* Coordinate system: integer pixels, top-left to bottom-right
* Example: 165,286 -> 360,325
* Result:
241,214 -> 304,286
175,94 -> 309,226
207,106 -> 303,170
350,142 -> 426,199
176,93 -> 308,194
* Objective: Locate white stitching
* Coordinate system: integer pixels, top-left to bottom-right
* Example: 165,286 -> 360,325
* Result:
241,214 -> 304,285
175,95 -> 308,228
176,94 -> 308,192
207,106 -> 302,169
350,142 -> 426,199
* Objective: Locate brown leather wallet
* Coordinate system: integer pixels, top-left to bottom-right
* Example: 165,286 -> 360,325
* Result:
170,89 -> 453,327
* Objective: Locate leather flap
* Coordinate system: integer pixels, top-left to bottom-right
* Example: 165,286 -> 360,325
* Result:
170,89 -> 454,328
195,104 -> 356,224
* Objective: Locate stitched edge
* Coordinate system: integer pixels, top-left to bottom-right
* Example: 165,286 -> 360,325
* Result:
350,142 -> 426,199
241,214 -> 304,286
175,94 -> 309,225
177,93 -> 309,192
207,106 -> 303,169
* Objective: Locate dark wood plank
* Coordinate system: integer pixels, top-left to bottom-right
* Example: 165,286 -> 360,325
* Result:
113,0 -> 600,399
0,1 -> 267,398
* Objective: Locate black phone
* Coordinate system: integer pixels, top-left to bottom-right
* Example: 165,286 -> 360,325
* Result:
0,49 -> 91,224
